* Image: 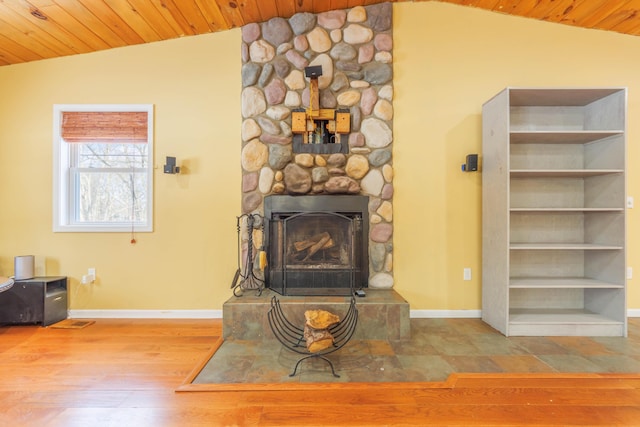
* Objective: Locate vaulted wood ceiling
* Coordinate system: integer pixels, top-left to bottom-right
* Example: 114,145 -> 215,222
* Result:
1,0 -> 639,67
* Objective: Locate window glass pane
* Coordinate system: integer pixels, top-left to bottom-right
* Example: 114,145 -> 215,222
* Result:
76,143 -> 148,168
74,170 -> 147,223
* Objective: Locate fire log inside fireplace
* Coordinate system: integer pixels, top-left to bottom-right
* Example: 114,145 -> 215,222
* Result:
293,231 -> 335,261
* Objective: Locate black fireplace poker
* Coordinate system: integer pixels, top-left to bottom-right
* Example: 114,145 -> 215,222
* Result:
231,213 -> 265,297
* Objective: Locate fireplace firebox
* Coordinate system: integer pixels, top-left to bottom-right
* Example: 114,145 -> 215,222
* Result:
264,195 -> 369,296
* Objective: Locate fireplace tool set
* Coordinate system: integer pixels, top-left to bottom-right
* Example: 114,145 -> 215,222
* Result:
231,213 -> 265,297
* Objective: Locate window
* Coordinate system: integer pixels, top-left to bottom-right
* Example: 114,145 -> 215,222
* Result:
53,105 -> 154,232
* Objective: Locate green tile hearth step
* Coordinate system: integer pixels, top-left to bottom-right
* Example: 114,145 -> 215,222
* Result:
222,288 -> 410,341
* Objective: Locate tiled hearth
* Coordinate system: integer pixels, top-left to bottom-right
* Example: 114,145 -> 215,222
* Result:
193,316 -> 640,384
222,288 -> 410,340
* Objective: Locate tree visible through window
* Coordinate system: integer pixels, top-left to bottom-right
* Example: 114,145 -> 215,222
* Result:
53,105 -> 154,232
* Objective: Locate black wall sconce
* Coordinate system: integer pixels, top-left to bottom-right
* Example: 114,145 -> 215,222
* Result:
164,156 -> 180,174
461,154 -> 478,172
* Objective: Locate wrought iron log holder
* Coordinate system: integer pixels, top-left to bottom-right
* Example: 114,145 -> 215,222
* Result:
267,295 -> 358,377
231,213 -> 265,297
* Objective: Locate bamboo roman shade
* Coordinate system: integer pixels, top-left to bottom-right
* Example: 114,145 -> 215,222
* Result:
61,111 -> 148,142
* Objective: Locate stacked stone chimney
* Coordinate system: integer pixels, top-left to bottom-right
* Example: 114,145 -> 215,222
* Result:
240,3 -> 394,289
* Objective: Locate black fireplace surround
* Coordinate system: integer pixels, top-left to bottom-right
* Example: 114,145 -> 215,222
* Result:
264,195 -> 369,296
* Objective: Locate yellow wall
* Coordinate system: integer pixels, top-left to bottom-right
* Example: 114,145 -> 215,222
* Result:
0,31 -> 241,310
393,2 -> 639,310
0,2 -> 638,312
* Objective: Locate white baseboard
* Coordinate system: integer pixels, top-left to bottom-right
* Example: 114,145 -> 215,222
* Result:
67,308 -> 640,320
68,309 -> 223,319
411,309 -> 640,318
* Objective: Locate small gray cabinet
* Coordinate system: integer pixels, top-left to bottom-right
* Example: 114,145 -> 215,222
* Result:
0,276 -> 67,326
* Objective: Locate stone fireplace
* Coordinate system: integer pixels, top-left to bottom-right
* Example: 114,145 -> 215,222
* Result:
223,3 -> 409,358
240,4 -> 394,291
264,195 -> 368,296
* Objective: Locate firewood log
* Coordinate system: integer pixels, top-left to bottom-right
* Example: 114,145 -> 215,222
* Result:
293,232 -> 334,252
304,234 -> 331,260
303,324 -> 334,352
305,309 -> 340,329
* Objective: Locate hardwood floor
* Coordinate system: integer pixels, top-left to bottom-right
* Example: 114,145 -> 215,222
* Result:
1,319 -> 639,426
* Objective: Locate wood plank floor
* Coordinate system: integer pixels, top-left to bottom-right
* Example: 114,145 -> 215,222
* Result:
1,319 -> 639,426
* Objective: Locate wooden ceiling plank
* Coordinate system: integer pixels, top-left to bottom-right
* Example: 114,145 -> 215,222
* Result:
486,0 -> 523,15
103,0 -> 163,43
347,0 -> 365,7
610,14 -> 640,33
312,1 -> 334,13
194,0 -> 232,32
536,0 -> 584,23
49,0 -> 129,49
559,0 -> 606,22
547,0 -> 622,30
553,0 -> 595,25
594,5 -> 640,32
0,4 -> 75,57
257,0 -> 284,22
124,0 -> 180,40
609,0 -> 640,32
2,1 -> 95,55
238,0 -> 263,23
145,0 -> 195,36
0,32 -> 44,62
521,0 -> 575,20
618,21 -> 640,34
505,0 -> 555,17
329,0 -> 351,12
486,0 -> 529,14
76,0 -> 146,45
0,49 -> 26,65
0,15 -> 59,58
274,0 -> 297,19
294,0 -> 315,13
166,0 -> 218,34
213,0 -> 245,28
570,0 -> 631,27
38,2 -> 112,51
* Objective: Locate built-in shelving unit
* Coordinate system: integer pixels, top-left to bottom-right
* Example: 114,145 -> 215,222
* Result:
482,87 -> 627,336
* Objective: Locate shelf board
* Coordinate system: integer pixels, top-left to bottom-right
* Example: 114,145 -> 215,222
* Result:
510,277 -> 624,289
510,243 -> 623,250
510,169 -> 623,177
509,130 -> 623,144
510,207 -> 624,212
509,308 -> 622,325
508,88 -> 624,106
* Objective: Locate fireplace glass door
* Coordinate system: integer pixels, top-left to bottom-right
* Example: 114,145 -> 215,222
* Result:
268,211 -> 362,296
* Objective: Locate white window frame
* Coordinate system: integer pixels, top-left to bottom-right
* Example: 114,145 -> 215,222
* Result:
53,104 -> 154,232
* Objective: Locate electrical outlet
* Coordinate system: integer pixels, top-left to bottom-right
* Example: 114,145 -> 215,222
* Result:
82,267 -> 96,284
463,268 -> 472,281
627,196 -> 634,209
628,267 -> 633,280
